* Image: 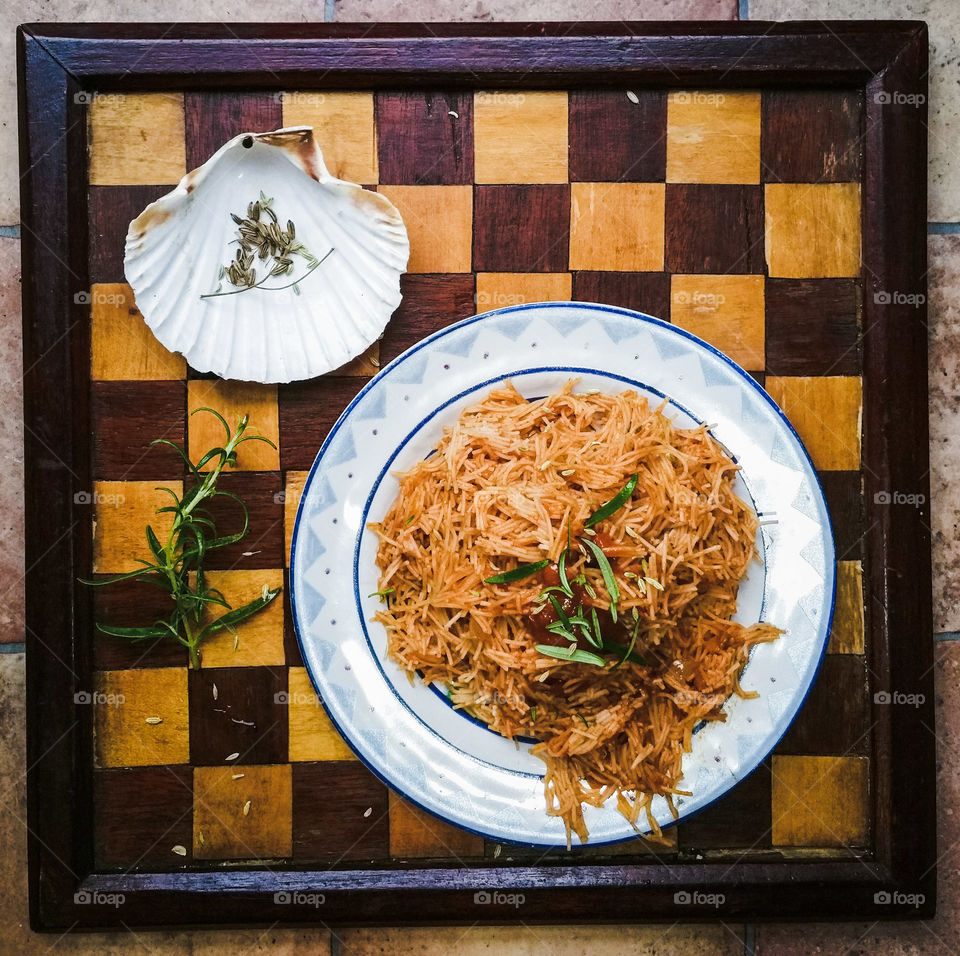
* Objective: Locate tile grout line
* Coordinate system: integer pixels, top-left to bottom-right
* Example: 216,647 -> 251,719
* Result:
738,0 -> 749,19
929,222 -> 960,234
324,0 -> 336,22
935,632 -> 960,641
0,644 -> 25,654
0,225 -> 20,237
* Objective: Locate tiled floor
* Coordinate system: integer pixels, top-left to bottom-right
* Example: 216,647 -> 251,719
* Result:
4,1 -> 960,953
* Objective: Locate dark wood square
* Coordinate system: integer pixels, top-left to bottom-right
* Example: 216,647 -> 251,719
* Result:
282,571 -> 304,667
569,90 -> 666,182
189,666 -> 288,766
762,90 -> 863,183
775,654 -> 871,756
278,376 -> 368,472
766,279 -> 861,376
377,91 -> 473,185
201,471 -> 284,571
292,762 -> 390,861
678,762 -> 773,850
91,381 -> 186,480
473,185 -> 570,273
94,766 -> 194,867
89,185 -> 169,284
818,470 -> 866,561
91,577 -> 189,670
184,91 -> 283,170
572,271 -> 671,320
665,184 -> 765,274
380,274 -> 477,364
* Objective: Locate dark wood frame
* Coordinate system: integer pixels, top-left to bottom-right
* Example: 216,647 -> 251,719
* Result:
18,21 -> 932,930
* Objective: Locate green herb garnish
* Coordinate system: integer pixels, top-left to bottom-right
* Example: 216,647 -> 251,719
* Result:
611,615 -> 642,670
584,473 -> 639,528
535,643 -> 607,667
369,588 -> 395,600
485,559 -> 551,585
582,538 -> 620,622
81,411 -> 281,669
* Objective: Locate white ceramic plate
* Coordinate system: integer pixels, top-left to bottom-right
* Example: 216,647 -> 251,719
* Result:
290,302 -> 836,848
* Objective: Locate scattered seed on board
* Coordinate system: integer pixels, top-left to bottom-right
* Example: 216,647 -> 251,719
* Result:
449,110 -> 459,118
212,684 -> 218,701
243,800 -> 252,816
232,773 -> 245,780
626,90 -> 640,104
145,716 -> 162,725
363,807 -> 373,818
198,831 -> 205,846
172,845 -> 187,857
226,752 -> 240,761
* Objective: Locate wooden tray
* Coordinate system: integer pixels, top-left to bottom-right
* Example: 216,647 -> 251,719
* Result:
19,21 -> 934,929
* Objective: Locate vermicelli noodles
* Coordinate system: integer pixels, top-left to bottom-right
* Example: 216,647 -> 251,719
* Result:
369,380 -> 781,845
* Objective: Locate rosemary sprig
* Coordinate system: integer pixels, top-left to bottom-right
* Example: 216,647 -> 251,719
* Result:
585,473 -> 639,528
485,559 -> 550,584
81,410 -> 281,669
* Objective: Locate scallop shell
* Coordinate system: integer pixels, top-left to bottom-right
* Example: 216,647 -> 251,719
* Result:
124,127 -> 409,383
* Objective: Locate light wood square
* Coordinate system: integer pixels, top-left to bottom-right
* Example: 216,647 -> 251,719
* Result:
569,182 -> 665,271
377,186 -> 473,273
283,472 -> 309,562
90,284 -> 186,381
828,561 -> 865,655
771,755 -> 870,847
671,274 -> 765,369
94,668 -> 189,767
667,91 -> 761,184
92,480 -> 183,574
766,376 -> 862,471
194,764 -> 292,860
388,791 -> 484,858
474,90 -> 568,184
765,183 -> 861,278
88,93 -> 187,186
476,272 -> 571,311
187,380 -> 280,471
287,667 -> 357,762
197,569 -> 285,668
282,91 -> 378,184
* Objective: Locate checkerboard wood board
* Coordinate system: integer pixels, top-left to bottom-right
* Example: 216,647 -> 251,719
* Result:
86,87 -> 869,870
